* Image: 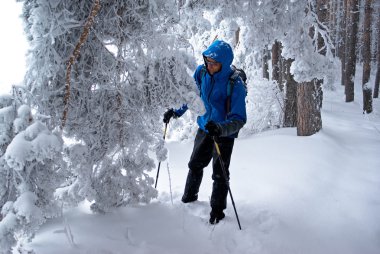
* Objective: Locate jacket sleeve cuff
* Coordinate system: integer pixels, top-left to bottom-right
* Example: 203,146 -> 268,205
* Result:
219,120 -> 245,137
174,104 -> 188,118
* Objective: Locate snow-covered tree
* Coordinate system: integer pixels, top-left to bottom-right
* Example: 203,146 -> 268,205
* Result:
21,0 -> 203,212
178,0 -> 337,135
0,89 -> 63,254
17,0 -> 340,221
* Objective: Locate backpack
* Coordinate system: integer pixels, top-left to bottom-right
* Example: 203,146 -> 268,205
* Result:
200,65 -> 247,114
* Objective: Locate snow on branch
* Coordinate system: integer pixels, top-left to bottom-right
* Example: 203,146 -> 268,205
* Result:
306,0 -> 335,58
62,0 -> 101,129
0,97 -> 64,253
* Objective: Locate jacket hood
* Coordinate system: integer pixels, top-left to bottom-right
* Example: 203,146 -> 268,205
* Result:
202,39 -> 234,78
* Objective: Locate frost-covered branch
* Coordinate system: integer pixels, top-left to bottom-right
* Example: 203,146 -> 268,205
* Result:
62,0 -> 101,129
0,93 -> 64,253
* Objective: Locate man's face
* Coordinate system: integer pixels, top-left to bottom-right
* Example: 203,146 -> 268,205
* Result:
205,57 -> 222,75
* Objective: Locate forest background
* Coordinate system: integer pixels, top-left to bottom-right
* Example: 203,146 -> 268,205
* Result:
0,0 -> 379,253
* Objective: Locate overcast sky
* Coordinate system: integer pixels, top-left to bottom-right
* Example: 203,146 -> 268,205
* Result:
0,1 -> 28,94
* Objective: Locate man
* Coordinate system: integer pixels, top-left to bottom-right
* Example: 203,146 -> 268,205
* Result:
163,39 -> 247,224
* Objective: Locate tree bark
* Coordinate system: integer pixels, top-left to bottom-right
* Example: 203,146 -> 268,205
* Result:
340,0 -> 348,86
374,5 -> 380,98
344,0 -> 360,102
295,3 -> 325,136
297,79 -> 322,136
235,27 -> 240,48
316,0 -> 328,108
62,0 -> 101,129
272,40 -> 283,90
328,0 -> 338,56
283,58 -> 297,128
262,46 -> 270,79
362,0 -> 373,113
317,0 -> 329,56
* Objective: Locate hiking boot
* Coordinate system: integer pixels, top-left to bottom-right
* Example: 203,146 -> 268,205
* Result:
209,209 -> 225,224
181,193 -> 198,203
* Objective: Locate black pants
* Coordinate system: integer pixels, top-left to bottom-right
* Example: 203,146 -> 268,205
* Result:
185,129 -> 235,210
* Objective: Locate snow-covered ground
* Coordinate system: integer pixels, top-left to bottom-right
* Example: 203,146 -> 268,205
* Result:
25,83 -> 380,254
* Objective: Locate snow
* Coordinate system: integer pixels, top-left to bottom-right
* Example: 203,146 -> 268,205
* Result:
4,133 -> 32,171
24,84 -> 380,254
0,212 -> 17,236
5,121 -> 62,172
13,190 -> 43,225
16,105 -> 31,119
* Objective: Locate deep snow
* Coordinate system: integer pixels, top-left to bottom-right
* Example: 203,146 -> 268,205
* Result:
24,84 -> 380,254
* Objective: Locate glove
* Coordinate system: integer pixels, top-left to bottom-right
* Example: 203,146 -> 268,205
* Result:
163,108 -> 176,123
205,121 -> 222,137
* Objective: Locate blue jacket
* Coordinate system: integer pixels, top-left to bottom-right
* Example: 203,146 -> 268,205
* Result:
176,40 -> 247,138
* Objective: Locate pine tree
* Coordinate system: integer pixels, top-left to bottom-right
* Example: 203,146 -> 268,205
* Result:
272,40 -> 283,90
283,58 -> 297,128
341,0 -> 349,86
345,0 -> 360,102
22,0 -> 200,213
362,0 -> 373,113
0,88 -> 64,253
262,46 -> 270,79
374,5 -> 380,98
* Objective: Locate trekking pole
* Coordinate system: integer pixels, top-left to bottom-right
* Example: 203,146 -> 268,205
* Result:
155,123 -> 168,189
213,137 -> 242,230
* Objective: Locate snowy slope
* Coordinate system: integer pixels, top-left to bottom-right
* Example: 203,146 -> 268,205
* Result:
25,85 -> 380,254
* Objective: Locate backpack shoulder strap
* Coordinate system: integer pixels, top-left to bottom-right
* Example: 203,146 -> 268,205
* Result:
198,65 -> 207,96
226,68 -> 240,114
228,71 -> 239,95
200,65 -> 207,79
228,65 -> 241,95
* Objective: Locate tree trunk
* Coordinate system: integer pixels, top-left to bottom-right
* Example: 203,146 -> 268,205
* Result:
272,40 -> 283,90
316,0 -> 328,108
374,5 -> 380,98
317,0 -> 329,56
262,46 -> 270,79
362,0 -> 373,113
283,58 -> 297,128
345,0 -> 360,102
235,27 -> 240,48
328,0 -> 338,57
340,0 -> 348,86
297,79 -> 322,136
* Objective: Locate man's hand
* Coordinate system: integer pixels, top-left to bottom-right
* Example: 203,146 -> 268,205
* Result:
205,121 -> 221,137
163,108 -> 176,123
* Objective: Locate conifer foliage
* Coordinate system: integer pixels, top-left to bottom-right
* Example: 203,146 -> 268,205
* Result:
21,0 -> 199,214
0,90 -> 64,253
0,1 -> 201,251
1,0 -> 379,252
